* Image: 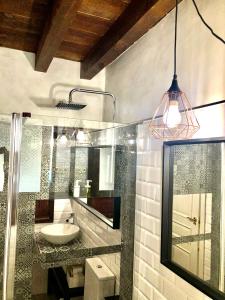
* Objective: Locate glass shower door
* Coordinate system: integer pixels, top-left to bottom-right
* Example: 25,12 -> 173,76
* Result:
1,113 -> 118,300
2,113 -> 50,300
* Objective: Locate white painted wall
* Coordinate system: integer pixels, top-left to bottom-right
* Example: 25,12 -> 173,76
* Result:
0,47 -> 105,121
104,0 -> 225,299
105,0 -> 225,123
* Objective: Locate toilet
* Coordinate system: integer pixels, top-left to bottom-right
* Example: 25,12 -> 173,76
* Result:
84,257 -> 115,300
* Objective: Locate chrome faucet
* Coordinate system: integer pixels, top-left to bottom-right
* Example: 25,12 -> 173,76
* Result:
66,213 -> 75,224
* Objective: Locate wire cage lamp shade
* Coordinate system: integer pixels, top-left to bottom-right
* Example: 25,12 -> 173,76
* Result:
149,0 -> 200,140
149,86 -> 200,140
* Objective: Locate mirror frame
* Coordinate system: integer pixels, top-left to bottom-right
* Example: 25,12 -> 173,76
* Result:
161,137 -> 225,300
72,196 -> 120,229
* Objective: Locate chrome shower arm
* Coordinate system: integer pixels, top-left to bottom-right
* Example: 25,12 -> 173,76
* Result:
68,87 -> 116,122
68,87 -> 116,104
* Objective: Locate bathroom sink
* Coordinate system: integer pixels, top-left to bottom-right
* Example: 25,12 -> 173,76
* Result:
40,223 -> 80,245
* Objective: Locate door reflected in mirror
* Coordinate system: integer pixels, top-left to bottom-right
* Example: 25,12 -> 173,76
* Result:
172,193 -> 212,281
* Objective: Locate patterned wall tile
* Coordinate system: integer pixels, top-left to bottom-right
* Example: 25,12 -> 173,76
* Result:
14,126 -> 52,300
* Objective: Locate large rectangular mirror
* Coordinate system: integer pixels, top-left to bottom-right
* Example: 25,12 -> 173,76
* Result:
38,124 -> 123,229
162,138 -> 225,300
69,144 -> 122,229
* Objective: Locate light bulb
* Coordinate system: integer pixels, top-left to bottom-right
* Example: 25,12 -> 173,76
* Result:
76,130 -> 86,142
58,133 -> 68,145
163,100 -> 182,128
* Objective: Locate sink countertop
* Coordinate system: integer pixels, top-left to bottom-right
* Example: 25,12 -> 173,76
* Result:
34,233 -> 121,269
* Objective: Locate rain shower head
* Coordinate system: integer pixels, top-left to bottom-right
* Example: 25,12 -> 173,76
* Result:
56,101 -> 87,110
55,88 -> 116,121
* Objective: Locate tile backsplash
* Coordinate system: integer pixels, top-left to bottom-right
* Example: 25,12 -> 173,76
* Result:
54,199 -> 73,223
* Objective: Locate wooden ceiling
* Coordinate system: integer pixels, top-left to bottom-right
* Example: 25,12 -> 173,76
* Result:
0,0 -> 178,79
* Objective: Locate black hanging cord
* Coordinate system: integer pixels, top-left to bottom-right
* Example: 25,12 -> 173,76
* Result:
192,0 -> 225,45
174,0 -> 178,76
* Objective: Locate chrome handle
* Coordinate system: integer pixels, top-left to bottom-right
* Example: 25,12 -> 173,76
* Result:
186,216 -> 198,225
66,213 -> 75,223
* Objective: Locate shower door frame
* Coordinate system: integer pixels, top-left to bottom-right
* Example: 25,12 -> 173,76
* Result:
2,113 -> 22,300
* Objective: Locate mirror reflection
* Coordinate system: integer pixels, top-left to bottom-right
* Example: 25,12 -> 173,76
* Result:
70,144 -> 122,229
45,126 -> 122,229
172,193 -> 212,281
171,143 -> 220,288
99,147 -> 115,191
162,140 -> 225,298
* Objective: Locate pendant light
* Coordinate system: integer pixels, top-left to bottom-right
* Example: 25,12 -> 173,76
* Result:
57,127 -> 69,145
149,0 -> 200,140
70,127 -> 89,144
76,129 -> 86,142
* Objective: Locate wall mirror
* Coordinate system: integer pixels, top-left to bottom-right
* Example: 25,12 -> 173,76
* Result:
41,125 -> 122,229
70,145 -> 122,229
162,137 -> 225,300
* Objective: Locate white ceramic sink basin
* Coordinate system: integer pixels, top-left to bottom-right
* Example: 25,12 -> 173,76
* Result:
41,223 -> 80,245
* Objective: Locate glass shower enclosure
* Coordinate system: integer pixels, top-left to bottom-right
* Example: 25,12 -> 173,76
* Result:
0,112 -> 121,300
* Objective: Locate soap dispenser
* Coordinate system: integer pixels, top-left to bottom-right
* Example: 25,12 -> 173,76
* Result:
73,180 -> 81,197
85,180 -> 92,197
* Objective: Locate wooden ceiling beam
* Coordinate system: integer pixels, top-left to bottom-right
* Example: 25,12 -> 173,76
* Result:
35,0 -> 81,72
81,0 -> 179,80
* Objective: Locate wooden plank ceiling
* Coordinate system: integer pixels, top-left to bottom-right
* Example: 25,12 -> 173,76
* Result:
0,0 -> 178,79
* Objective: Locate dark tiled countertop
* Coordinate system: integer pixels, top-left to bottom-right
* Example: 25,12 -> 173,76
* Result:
34,233 -> 121,269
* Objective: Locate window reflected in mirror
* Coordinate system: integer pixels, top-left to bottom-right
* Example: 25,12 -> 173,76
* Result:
99,147 -> 115,191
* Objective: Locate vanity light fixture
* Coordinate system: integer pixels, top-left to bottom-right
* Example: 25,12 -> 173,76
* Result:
70,128 -> 89,144
56,127 -> 89,146
76,129 -> 86,142
149,0 -> 200,140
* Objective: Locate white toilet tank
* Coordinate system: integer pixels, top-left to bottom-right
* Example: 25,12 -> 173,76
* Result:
84,257 -> 115,300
